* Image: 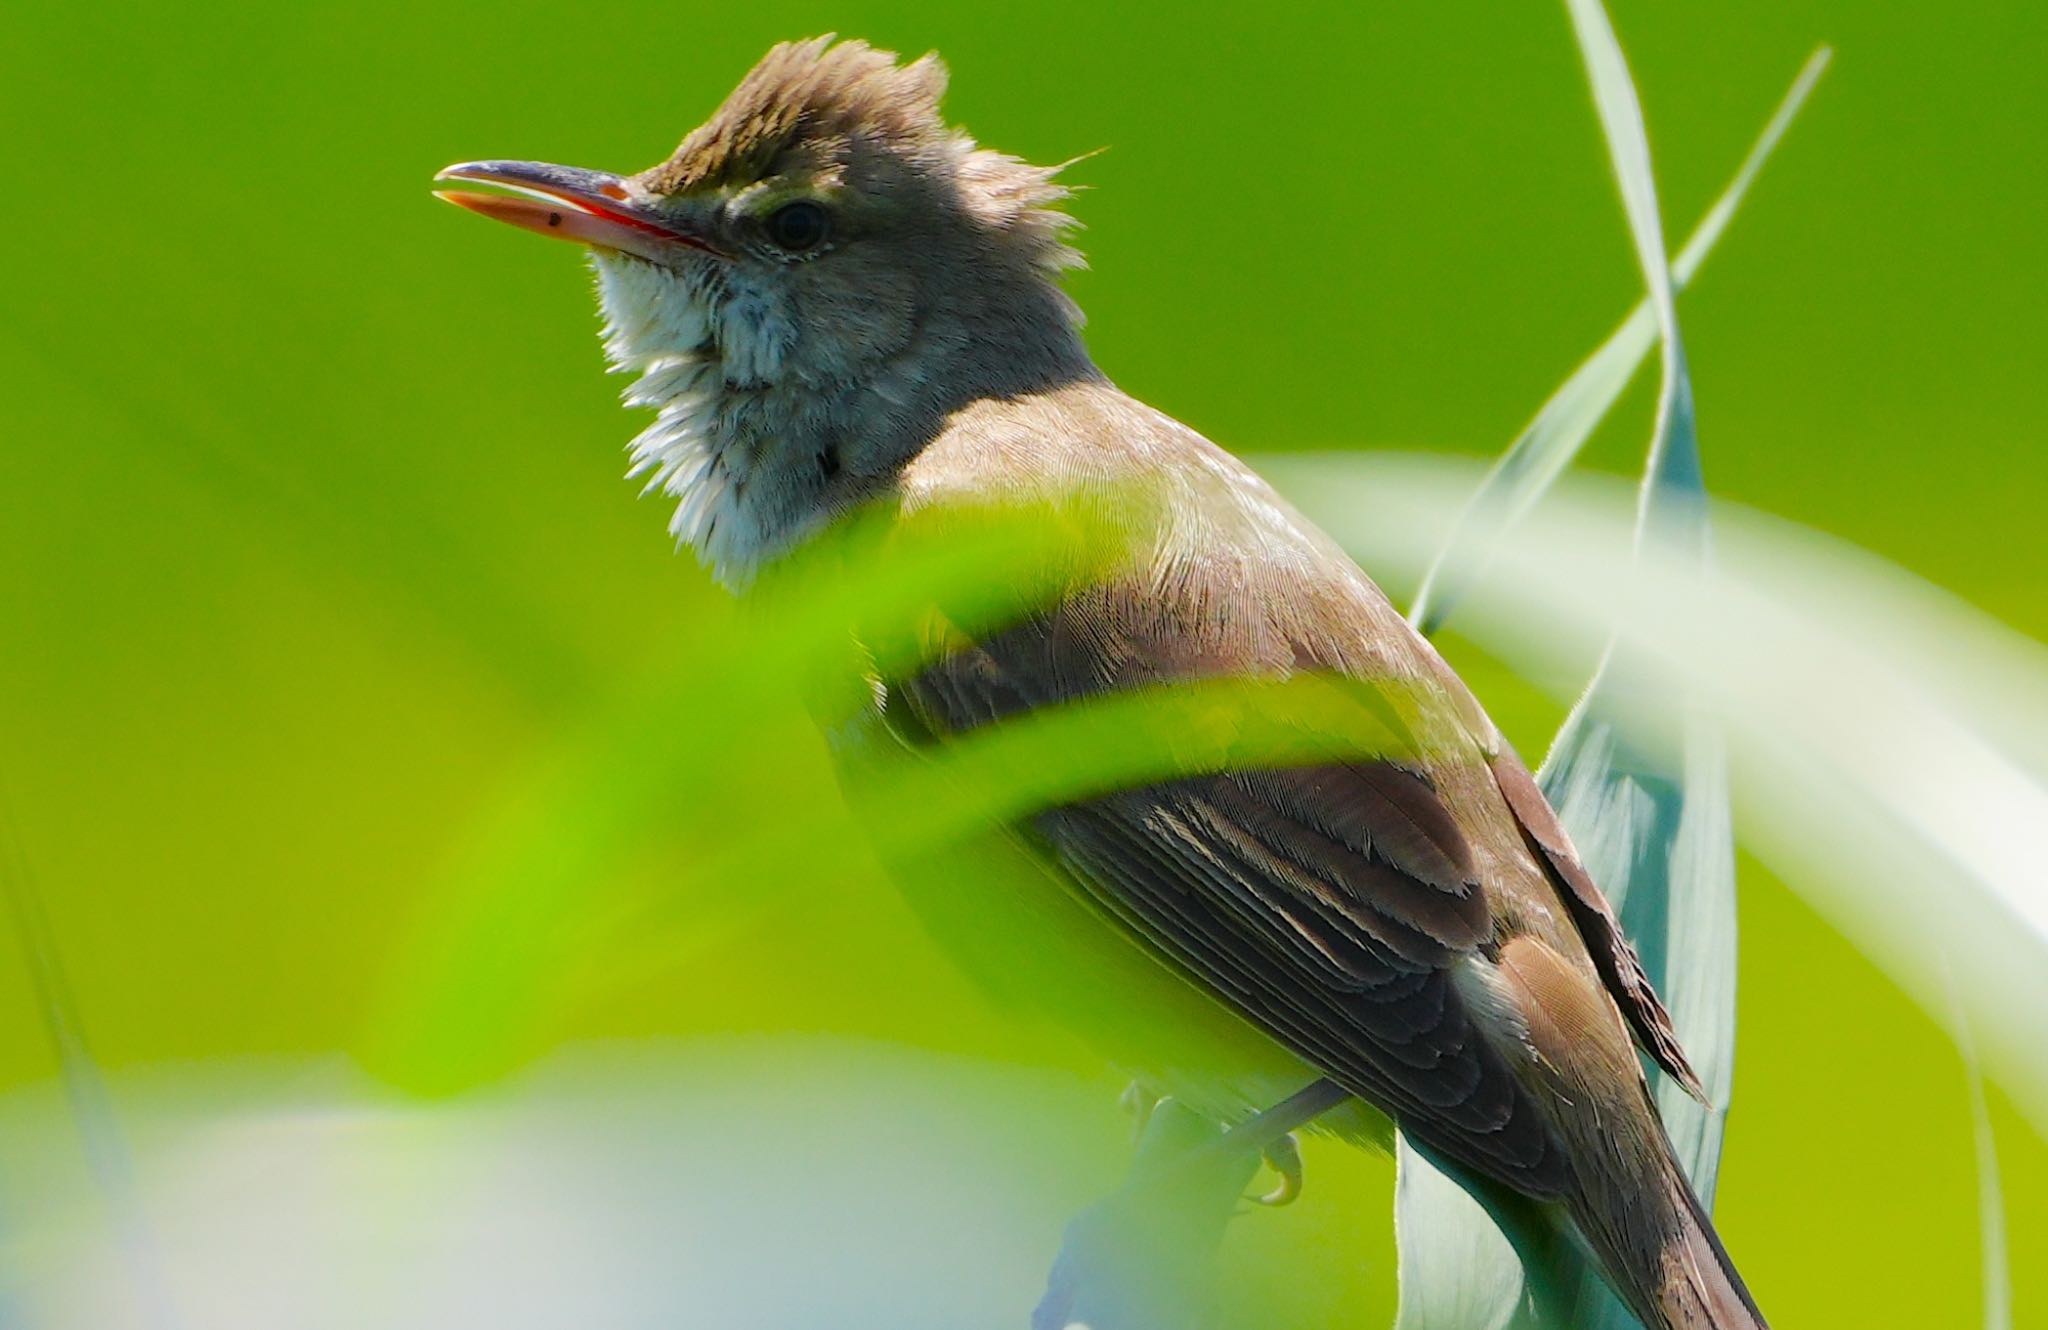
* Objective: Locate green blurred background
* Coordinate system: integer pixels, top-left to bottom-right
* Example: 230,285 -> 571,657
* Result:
2,1 -> 2043,1326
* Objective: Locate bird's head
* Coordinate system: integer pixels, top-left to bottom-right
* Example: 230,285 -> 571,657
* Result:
436,37 -> 1091,577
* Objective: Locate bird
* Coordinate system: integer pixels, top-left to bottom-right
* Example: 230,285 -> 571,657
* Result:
433,36 -> 1765,1330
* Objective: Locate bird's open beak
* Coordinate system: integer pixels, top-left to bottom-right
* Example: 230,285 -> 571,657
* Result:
433,160 -> 727,262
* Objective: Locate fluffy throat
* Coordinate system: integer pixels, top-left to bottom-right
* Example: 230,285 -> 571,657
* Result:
591,253 -> 793,585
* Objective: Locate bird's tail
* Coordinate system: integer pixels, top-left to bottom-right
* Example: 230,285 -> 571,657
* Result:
1559,1140 -> 1766,1330
1491,934 -> 1764,1330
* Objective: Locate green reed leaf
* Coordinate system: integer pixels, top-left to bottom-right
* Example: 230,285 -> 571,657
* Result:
1409,48 -> 1830,636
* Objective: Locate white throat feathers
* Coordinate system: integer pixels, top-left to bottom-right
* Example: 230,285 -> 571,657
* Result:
593,250 -> 815,584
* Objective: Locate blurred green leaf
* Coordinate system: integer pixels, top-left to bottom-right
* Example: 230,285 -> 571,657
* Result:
364,499 -> 1130,1092
368,497 -> 1431,1094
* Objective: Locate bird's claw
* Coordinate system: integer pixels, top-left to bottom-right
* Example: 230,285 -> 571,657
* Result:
1253,1131 -> 1303,1206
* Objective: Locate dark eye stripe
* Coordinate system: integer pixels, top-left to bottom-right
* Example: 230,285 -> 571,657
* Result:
766,200 -> 830,253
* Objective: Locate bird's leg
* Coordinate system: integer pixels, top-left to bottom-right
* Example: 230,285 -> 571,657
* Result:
1253,1130 -> 1304,1207
1182,1077 -> 1349,1174
1183,1076 -> 1346,1208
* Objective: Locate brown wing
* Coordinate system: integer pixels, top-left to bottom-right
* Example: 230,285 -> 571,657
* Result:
894,601 -> 1575,1196
1490,755 -> 1706,1101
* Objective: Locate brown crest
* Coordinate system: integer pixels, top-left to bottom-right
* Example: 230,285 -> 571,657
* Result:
642,37 -> 951,195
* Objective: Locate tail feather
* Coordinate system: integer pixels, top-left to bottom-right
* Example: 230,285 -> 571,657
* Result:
1665,1172 -> 1766,1330
1493,935 -> 1764,1330
1560,1129 -> 1766,1330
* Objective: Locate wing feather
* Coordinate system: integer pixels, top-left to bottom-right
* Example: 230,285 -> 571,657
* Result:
901,611 -> 1570,1189
1491,754 -> 1707,1101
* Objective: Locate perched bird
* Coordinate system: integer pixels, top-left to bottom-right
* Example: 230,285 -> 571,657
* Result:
435,37 -> 1764,1330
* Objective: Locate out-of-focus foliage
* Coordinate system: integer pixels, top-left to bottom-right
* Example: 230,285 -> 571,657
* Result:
372,495 -> 1439,1096
2,2 -> 2045,1329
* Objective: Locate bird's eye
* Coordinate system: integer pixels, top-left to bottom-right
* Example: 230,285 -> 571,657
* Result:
765,200 -> 831,254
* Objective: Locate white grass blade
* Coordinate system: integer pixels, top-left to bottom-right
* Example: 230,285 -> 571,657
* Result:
1553,0 -> 1733,1194
1,806 -> 183,1330
1409,48 -> 1830,635
1561,0 -> 1699,540
1947,968 -> 2014,1330
1677,49 -> 1831,291
1967,1075 -> 2014,1330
